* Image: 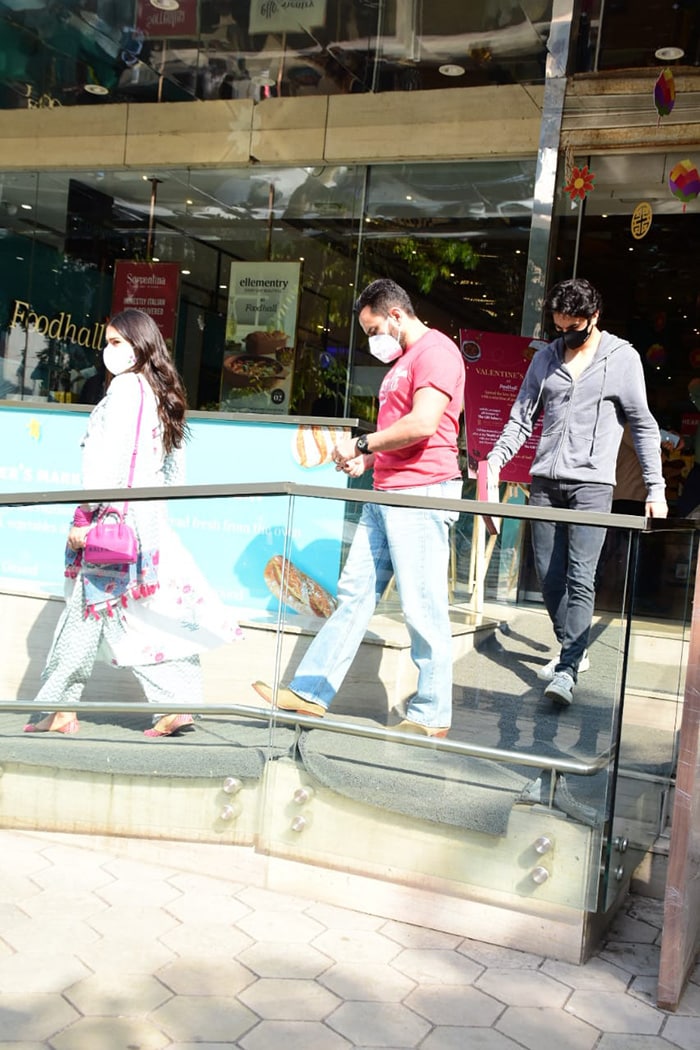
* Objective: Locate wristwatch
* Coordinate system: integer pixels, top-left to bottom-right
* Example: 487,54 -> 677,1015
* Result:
355,434 -> 371,455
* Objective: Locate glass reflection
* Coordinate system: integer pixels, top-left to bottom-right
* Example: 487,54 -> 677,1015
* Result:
0,481 -> 692,915
0,1 -> 554,109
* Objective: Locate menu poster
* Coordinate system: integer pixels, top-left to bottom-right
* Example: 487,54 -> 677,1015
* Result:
461,329 -> 548,484
112,262 -> 181,348
135,0 -> 198,37
249,0 -> 327,34
223,261 -> 301,413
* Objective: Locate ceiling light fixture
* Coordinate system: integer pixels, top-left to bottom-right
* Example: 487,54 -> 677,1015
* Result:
84,84 -> 109,95
439,64 -> 466,77
655,46 -> 684,61
150,0 -> 180,10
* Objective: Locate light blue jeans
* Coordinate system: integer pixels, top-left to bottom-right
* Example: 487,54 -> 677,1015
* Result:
290,479 -> 462,729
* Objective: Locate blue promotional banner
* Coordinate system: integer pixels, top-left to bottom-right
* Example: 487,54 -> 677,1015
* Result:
0,405 -> 352,619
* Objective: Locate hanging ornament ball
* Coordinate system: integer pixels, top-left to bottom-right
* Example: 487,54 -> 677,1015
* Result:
645,343 -> 667,367
654,67 -> 676,117
689,346 -> 700,369
689,377 -> 700,409
668,159 -> 700,211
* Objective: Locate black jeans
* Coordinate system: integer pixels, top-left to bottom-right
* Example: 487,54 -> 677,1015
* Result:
529,477 -> 613,679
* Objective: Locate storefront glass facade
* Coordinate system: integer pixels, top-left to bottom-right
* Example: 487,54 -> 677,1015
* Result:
0,159 -> 535,415
0,1 -> 553,108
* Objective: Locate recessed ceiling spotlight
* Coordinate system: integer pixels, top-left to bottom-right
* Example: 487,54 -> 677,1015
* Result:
84,84 -> 109,95
655,46 -> 685,61
439,64 -> 466,77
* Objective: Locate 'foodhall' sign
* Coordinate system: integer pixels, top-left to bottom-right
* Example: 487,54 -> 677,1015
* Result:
9,300 -> 105,349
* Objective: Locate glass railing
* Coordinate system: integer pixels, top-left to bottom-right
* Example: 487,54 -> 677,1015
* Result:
0,480 -> 692,919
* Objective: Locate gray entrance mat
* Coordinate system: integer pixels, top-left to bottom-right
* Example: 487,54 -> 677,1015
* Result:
298,728 -> 532,836
0,713 -> 296,781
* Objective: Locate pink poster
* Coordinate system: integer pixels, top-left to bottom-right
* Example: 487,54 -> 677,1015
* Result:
112,262 -> 181,349
461,329 -> 547,484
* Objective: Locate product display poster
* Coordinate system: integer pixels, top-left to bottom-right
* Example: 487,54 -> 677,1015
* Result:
112,262 -> 181,348
223,261 -> 300,414
461,329 -> 548,484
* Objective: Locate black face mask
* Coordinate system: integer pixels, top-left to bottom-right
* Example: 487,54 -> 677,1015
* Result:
562,322 -> 591,351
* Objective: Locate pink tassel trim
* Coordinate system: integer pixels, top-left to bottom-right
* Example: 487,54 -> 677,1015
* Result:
84,581 -> 160,620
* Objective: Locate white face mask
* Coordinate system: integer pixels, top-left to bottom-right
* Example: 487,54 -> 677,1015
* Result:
103,341 -> 136,376
368,334 -> 402,364
368,317 -> 403,364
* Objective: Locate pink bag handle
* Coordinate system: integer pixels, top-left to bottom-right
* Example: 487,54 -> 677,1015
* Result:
105,377 -> 145,522
126,377 -> 145,490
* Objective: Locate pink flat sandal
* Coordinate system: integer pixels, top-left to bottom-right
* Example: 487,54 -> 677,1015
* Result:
24,718 -> 80,735
143,713 -> 195,738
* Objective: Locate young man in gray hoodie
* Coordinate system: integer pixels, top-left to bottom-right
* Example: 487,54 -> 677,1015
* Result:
487,278 -> 667,706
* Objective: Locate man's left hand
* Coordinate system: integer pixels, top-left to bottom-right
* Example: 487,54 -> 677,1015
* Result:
646,500 -> 668,518
336,455 -> 367,478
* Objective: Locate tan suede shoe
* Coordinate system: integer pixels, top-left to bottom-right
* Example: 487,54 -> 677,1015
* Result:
252,681 -> 326,718
394,719 -> 449,739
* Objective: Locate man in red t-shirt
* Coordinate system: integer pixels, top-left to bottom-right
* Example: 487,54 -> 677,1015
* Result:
254,279 -> 465,736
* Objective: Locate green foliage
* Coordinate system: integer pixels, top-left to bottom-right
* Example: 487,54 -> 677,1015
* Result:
290,345 -> 348,415
392,238 -> 479,293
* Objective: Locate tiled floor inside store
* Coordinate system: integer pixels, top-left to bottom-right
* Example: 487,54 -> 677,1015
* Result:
1,829 -> 698,1050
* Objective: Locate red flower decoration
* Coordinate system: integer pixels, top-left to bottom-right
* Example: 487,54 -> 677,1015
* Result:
564,165 -> 595,202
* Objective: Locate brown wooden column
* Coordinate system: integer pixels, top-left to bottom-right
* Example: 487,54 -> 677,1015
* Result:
657,528 -> 700,1010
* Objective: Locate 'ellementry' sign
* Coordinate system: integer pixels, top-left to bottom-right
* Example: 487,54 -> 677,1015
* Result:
249,0 -> 327,34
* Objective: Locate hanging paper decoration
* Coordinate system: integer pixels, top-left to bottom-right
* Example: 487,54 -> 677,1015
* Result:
654,67 -> 676,121
668,159 -> 700,212
631,201 -> 653,239
564,164 -> 595,205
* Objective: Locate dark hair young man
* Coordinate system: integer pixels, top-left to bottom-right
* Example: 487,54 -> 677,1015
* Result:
488,277 -> 667,707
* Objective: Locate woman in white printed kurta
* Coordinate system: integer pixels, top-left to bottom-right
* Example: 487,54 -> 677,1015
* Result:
24,309 -> 241,738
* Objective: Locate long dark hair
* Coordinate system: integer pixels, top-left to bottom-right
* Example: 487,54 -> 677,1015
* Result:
108,309 -> 188,452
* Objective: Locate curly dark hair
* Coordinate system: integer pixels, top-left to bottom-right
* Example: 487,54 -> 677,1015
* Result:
108,309 -> 189,452
545,278 -> 602,321
355,278 -> 416,318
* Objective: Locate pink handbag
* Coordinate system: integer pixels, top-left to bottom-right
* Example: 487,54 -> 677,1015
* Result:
83,380 -> 144,567
83,507 -> 138,565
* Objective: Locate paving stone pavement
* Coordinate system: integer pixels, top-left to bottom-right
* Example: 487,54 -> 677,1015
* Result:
0,829 -> 698,1050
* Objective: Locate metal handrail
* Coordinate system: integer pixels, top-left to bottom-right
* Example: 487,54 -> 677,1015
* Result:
0,477 -> 695,530
0,699 -> 613,777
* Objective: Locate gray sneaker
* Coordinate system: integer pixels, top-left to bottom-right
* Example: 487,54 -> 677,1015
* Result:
537,649 -> 589,681
544,670 -> 575,706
